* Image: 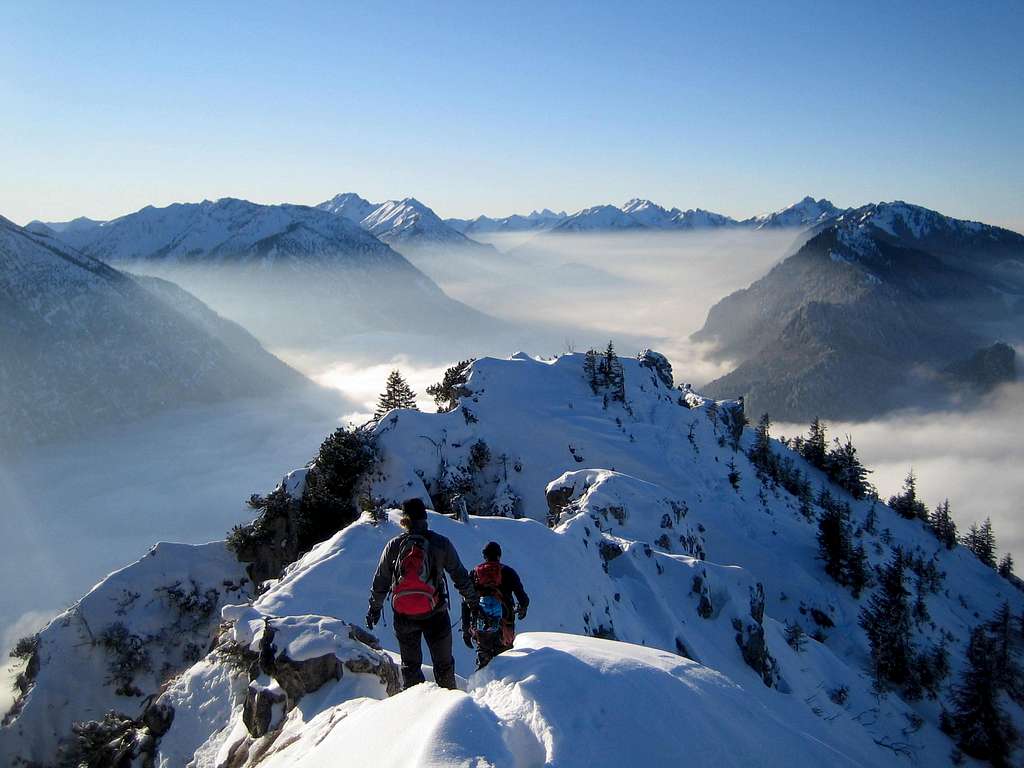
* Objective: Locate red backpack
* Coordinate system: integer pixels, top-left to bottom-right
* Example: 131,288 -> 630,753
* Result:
474,562 -> 503,595
391,534 -> 439,616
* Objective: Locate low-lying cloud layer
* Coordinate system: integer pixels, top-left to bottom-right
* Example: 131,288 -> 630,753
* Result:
778,381 -> 1024,565
0,389 -> 347,663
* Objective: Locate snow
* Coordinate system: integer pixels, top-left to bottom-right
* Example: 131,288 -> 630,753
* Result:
0,541 -> 246,765
355,197 -> 478,247
747,197 -> 843,229
449,208 -> 568,235
53,197 -> 396,267
5,352 -> 1022,766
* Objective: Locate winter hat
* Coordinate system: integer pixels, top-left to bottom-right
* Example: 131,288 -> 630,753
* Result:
401,498 -> 427,521
483,541 -> 502,561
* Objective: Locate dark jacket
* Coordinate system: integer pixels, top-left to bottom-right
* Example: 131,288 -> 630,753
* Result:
473,563 -> 529,618
369,521 -> 476,615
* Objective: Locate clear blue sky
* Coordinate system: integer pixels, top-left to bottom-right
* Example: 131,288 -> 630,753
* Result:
2,0 -> 1021,230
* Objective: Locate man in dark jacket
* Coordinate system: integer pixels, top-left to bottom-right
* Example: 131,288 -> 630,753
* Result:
365,498 -> 476,690
465,541 -> 529,669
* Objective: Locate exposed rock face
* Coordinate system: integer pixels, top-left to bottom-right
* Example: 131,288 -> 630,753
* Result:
733,584 -> 779,688
639,349 -> 674,389
545,482 -> 577,527
242,682 -> 287,738
223,613 -> 401,743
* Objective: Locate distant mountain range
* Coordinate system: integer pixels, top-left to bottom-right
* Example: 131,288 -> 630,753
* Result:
438,196 -> 845,235
695,201 -> 1024,420
447,208 -> 568,235
316,193 -> 491,251
0,216 -> 307,453
33,198 -> 502,352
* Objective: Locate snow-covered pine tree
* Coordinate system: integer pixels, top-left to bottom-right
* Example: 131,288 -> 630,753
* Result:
847,542 -> 870,598
859,549 -> 914,692
784,621 -> 807,652
987,602 -> 1023,703
425,359 -> 474,413
825,435 -> 872,500
583,349 -> 599,394
928,498 -> 958,549
947,623 -> 1019,766
964,518 -> 998,569
999,553 -> 1015,579
888,469 -> 928,520
817,489 -> 852,585
601,341 -> 618,387
375,370 -> 418,420
799,417 -> 828,470
748,413 -> 775,480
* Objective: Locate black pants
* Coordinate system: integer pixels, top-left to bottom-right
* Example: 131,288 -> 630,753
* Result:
393,609 -> 456,690
476,623 -> 514,670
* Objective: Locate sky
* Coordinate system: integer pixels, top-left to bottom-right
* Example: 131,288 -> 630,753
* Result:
1,0 -> 1022,230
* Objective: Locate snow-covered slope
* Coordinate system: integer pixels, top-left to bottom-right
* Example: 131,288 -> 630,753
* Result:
5,352 -> 1020,766
0,215 -> 307,453
59,197 -> 391,266
551,204 -> 647,232
41,197 -> 503,350
315,192 -> 377,224
671,207 -> 740,229
746,196 -> 844,229
358,198 -> 479,247
551,200 -> 738,233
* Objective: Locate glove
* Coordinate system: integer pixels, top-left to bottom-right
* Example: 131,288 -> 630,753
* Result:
516,604 -> 528,621
463,630 -> 474,649
365,606 -> 381,630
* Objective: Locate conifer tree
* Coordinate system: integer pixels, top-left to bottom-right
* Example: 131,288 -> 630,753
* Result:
999,553 -> 1015,579
928,499 -> 958,549
949,624 -> 1019,766
374,370 -> 418,420
583,349 -> 599,393
601,341 -> 618,387
987,602 -> 1023,703
425,359 -> 474,413
888,469 -> 928,520
800,418 -> 828,469
748,413 -> 775,478
847,542 -> 870,598
817,490 -> 852,584
825,435 -> 872,499
785,621 -> 807,652
859,550 -> 914,690
964,518 -> 998,569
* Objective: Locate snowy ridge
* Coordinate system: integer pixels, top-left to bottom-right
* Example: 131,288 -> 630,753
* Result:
447,208 -> 568,235
4,352 -> 1021,765
58,197 -> 398,267
358,197 -> 476,246
746,196 -> 844,230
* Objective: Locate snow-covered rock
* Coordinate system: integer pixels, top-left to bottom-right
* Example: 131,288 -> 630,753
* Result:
0,542 -> 247,765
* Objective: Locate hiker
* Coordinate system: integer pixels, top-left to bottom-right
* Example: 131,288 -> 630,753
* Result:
365,498 -> 477,690
463,541 -> 529,669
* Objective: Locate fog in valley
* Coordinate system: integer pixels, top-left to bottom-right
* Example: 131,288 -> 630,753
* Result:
0,389 -> 348,698
2,227 -> 1021,690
